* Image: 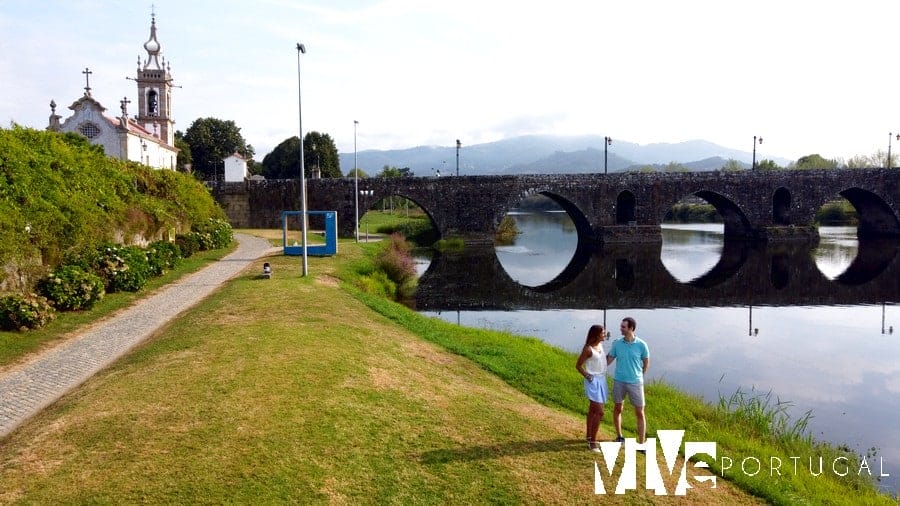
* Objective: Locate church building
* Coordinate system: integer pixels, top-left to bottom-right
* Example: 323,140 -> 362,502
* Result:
48,15 -> 179,170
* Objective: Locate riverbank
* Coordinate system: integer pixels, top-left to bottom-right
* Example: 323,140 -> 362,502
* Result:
0,237 -> 891,503
341,241 -> 895,504
0,238 -> 758,504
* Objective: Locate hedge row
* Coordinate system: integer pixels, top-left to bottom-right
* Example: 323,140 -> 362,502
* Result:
0,219 -> 232,332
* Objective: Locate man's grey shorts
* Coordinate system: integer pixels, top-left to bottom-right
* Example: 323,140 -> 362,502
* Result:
612,380 -> 645,407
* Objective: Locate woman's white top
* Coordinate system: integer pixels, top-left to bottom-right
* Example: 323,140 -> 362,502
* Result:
584,344 -> 607,375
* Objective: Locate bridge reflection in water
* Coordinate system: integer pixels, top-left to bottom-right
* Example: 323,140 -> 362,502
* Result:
414,240 -> 900,311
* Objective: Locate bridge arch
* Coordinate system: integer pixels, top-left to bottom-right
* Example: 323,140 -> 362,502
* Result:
657,189 -> 753,238
365,189 -> 441,240
616,191 -> 636,224
694,190 -> 753,238
839,187 -> 900,238
496,189 -> 592,244
773,187 -> 791,225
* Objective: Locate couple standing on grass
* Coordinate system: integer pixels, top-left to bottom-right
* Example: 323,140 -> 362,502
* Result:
575,317 -> 650,453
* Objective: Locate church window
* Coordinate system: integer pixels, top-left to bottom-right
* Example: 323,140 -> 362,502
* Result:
79,122 -> 101,139
148,90 -> 159,116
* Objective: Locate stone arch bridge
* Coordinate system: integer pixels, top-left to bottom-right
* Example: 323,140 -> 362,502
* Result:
211,168 -> 899,245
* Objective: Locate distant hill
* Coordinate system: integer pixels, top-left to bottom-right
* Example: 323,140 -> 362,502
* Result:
338,135 -> 789,176
502,148 -> 634,174
623,157 -> 747,172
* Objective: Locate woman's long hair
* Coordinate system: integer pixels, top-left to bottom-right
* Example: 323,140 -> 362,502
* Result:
585,324 -> 606,346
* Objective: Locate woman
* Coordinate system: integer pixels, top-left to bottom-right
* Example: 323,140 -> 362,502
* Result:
575,324 -> 608,451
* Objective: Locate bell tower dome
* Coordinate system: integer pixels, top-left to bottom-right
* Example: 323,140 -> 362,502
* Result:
135,13 -> 175,146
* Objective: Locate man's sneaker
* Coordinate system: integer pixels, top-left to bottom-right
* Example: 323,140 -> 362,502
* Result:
614,436 -> 625,443
588,441 -> 602,453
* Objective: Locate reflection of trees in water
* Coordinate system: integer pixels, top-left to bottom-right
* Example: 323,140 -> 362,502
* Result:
812,243 -> 856,268
661,226 -> 724,246
512,211 -> 578,234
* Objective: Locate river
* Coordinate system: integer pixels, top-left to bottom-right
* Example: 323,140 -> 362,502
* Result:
413,210 -> 899,494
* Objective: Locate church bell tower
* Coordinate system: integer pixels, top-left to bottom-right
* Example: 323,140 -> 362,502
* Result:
135,14 -> 175,146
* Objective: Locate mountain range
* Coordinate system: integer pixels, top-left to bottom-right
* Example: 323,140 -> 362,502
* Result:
337,135 -> 792,176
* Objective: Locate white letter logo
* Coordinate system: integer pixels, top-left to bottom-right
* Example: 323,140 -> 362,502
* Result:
594,430 -> 717,496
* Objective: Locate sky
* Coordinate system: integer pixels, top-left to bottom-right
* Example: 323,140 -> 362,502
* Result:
2,0 -> 900,163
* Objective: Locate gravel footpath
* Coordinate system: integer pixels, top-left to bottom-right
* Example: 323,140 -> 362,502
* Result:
0,233 -> 277,438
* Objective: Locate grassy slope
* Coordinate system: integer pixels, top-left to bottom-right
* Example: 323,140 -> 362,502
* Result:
0,242 -> 762,504
341,243 -> 896,505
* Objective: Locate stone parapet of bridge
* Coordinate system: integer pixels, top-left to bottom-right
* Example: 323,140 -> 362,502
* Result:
208,168 -> 899,244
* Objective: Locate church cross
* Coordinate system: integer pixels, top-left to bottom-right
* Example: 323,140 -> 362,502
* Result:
82,67 -> 93,96
120,96 -> 131,117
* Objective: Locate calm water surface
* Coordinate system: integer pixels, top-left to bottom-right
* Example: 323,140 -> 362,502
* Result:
416,211 -> 899,494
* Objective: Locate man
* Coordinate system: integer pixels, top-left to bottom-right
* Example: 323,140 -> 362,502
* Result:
606,316 -> 650,446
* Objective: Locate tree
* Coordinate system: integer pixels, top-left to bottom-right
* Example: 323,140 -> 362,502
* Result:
261,136 -> 300,179
845,150 -> 890,169
720,159 -> 743,171
662,161 -> 689,172
790,154 -> 838,170
755,159 -> 782,171
260,131 -> 341,180
346,168 -> 368,179
247,159 -> 263,175
378,165 -> 402,178
174,130 -> 192,172
305,131 -> 341,178
182,118 -> 254,180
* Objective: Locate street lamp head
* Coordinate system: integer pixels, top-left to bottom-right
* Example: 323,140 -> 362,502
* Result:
296,43 -> 306,54
758,137 -> 763,145
456,139 -> 461,148
606,136 -> 612,145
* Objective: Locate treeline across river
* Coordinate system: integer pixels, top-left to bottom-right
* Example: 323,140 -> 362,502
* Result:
664,200 -> 857,225
514,194 -> 858,225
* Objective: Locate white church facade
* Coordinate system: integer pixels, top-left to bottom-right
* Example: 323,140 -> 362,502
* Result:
48,15 -> 178,170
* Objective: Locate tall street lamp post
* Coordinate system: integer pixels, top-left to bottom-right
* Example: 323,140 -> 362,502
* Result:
888,132 -> 899,169
456,139 -> 461,176
354,120 -> 359,242
604,136 -> 612,174
752,135 -> 763,170
296,42 -> 309,276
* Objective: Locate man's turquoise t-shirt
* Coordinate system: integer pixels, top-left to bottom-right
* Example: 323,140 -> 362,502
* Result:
608,337 -> 649,384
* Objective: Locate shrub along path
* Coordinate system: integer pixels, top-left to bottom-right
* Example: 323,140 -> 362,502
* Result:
0,233 -> 277,438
